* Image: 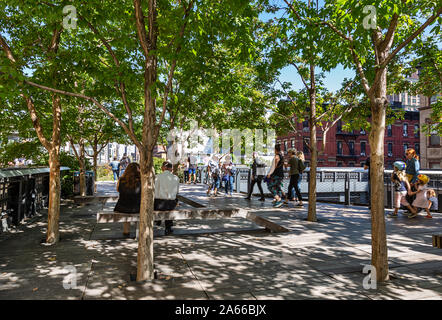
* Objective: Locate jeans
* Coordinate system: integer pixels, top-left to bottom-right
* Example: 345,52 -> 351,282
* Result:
287,174 -> 302,201
225,175 -> 234,194
112,170 -> 119,181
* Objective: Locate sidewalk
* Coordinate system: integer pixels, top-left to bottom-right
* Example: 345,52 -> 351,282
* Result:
0,182 -> 441,300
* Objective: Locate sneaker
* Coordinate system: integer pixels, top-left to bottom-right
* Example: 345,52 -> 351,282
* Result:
283,200 -> 288,204
259,198 -> 265,202
295,203 -> 304,207
245,197 -> 251,200
274,201 -> 283,208
408,213 -> 418,219
387,213 -> 398,218
424,215 -> 433,219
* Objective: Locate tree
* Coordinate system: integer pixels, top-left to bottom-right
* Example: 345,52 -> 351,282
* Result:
0,5 -> 67,244
3,0 -> 263,281
262,0 -> 359,221
317,0 -> 441,282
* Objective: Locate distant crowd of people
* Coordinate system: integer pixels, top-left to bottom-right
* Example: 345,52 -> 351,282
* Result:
111,146 -> 437,237
108,154 -> 131,181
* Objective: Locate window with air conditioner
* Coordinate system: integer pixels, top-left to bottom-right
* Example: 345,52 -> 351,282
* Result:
403,123 -> 408,137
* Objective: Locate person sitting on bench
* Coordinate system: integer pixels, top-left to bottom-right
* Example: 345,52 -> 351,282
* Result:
155,160 -> 180,235
114,163 -> 141,213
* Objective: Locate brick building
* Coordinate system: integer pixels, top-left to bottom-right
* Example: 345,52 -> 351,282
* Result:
276,110 -> 420,168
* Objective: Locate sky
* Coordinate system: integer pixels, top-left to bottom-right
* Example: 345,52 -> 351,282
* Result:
259,0 -> 356,93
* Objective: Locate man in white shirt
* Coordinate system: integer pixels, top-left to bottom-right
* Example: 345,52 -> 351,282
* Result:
155,161 -> 180,235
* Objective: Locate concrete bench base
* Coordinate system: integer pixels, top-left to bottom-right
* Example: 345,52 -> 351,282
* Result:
97,208 -> 289,237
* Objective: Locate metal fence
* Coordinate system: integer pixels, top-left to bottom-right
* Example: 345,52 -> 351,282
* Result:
0,167 -> 70,233
197,165 -> 442,212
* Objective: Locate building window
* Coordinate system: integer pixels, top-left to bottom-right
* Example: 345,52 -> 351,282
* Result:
337,162 -> 343,167
284,141 -> 288,154
360,128 -> 366,135
387,143 -> 393,157
303,120 -> 309,132
415,143 -> 420,155
337,120 -> 342,132
414,124 -> 419,138
303,139 -> 310,154
430,133 -> 440,146
337,141 -> 343,155
349,141 -> 355,155
403,123 -> 408,137
291,139 -> 295,149
403,143 -> 408,154
387,124 -> 392,137
349,162 -> 355,167
360,142 -> 366,156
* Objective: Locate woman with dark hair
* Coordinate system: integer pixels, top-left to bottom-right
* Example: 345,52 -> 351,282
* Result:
266,144 -> 285,208
114,162 -> 141,213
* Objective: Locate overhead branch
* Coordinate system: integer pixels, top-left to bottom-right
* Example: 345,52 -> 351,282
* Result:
24,80 -> 143,150
158,0 -> 194,129
20,94 -> 51,150
382,7 -> 442,68
133,0 -> 150,58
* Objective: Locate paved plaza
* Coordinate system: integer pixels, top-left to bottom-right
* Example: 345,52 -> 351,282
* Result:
0,182 -> 441,300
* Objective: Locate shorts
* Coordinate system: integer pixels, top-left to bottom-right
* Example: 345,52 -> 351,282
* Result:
188,168 -> 196,175
394,191 -> 410,208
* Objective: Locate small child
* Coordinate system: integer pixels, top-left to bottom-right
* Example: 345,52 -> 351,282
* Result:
425,189 -> 438,219
389,161 -> 417,218
409,174 -> 430,219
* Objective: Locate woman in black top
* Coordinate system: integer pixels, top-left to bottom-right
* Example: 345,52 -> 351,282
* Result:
114,162 -> 141,213
266,144 -> 285,208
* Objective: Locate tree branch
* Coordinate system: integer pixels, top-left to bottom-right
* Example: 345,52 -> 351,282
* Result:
382,7 -> 442,68
24,80 -> 143,150
133,0 -> 150,58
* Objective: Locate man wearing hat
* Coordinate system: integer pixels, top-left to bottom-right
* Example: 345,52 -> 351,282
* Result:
154,160 -> 180,235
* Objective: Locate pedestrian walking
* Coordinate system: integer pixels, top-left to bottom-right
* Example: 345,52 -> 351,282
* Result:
207,155 -> 220,197
109,156 -> 120,181
222,155 -> 235,196
119,153 -> 131,176
285,149 -> 304,207
245,151 -> 265,201
266,144 -> 285,208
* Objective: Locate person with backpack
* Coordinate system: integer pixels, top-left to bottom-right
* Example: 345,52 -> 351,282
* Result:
388,161 -> 417,218
285,149 -> 304,207
222,155 -> 235,196
187,155 -> 197,184
207,155 -> 220,197
109,157 -> 121,182
119,153 -> 131,176
245,151 -> 265,201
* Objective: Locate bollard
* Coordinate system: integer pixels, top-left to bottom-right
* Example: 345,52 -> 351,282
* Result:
344,173 -> 350,205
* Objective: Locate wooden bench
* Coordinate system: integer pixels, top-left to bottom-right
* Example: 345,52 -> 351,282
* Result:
97,207 -> 289,237
432,235 -> 442,249
74,195 -> 119,208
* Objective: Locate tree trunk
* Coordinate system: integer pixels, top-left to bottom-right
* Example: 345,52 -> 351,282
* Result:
93,153 -> 98,193
136,147 -> 156,281
79,142 -> 86,197
368,66 -> 389,282
307,64 -> 317,222
46,148 -> 61,244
